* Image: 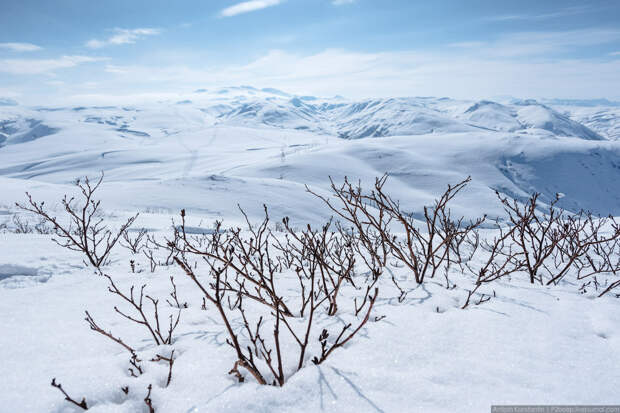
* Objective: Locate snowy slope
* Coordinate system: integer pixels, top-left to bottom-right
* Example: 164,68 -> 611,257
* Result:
552,105 -> 620,141
0,89 -> 618,221
1,231 -> 619,413
1,88 -> 620,413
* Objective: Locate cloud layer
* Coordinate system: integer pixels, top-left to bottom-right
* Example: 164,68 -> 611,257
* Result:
220,0 -> 283,17
64,45 -> 616,104
86,28 -> 160,49
3,26 -> 619,104
0,42 -> 42,52
0,55 -> 105,75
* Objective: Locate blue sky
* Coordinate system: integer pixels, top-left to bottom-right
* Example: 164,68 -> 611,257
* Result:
1,0 -> 619,104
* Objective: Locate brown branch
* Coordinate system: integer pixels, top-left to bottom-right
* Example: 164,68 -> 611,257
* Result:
144,384 -> 155,413
51,378 -> 88,410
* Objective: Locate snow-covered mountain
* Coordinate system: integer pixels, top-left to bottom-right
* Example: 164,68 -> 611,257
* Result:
0,87 -> 619,222
0,87 -> 611,143
553,105 -> 620,141
161,87 -> 609,140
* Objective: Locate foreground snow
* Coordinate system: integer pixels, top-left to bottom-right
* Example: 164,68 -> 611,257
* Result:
0,212 -> 619,412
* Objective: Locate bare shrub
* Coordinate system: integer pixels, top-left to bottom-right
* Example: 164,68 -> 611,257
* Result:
82,272 -> 181,391
496,192 -> 566,284
35,172 -> 620,411
551,212 -> 620,290
3,214 -> 53,234
103,273 -> 181,345
121,227 -> 148,254
310,175 -> 485,285
12,214 -> 33,233
497,192 -> 620,290
462,222 -> 522,309
151,351 -> 175,387
16,173 -> 137,267
140,228 -> 183,273
173,207 -> 378,386
307,176 -> 392,279
274,217 -> 357,316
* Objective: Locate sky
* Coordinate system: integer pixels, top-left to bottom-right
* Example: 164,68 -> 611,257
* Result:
1,0 -> 619,104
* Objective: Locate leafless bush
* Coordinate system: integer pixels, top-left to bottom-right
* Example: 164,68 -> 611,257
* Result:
36,172 -> 620,410
67,272 -> 181,410
173,206 -> 378,386
105,273 -> 181,345
496,192 -> 566,284
16,173 -> 137,267
84,310 -> 144,377
11,214 -> 33,233
139,228 -> 184,273
551,212 -> 619,290
274,217 -> 357,316
310,175 -> 485,286
121,227 -> 148,254
174,207 -> 292,316
151,350 -> 175,387
82,272 -> 181,388
497,192 -> 620,291
307,176 -> 392,279
12,214 -> 33,233
462,222 -> 521,309
1,214 -> 53,234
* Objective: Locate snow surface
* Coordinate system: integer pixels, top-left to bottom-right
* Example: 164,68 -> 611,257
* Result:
1,88 -> 619,412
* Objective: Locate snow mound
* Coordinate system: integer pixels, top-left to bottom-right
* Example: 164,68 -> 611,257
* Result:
515,103 -> 604,140
0,117 -> 60,147
462,100 -> 522,131
555,106 -> 620,141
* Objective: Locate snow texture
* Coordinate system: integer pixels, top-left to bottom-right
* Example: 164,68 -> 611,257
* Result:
0,87 -> 619,412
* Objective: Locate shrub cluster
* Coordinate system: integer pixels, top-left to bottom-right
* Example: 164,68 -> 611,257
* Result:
17,173 -> 620,411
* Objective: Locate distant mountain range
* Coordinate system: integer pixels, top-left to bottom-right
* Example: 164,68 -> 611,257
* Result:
2,87 -> 619,143
1,87 -> 619,218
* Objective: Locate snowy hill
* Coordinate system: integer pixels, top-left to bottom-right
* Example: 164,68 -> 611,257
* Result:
554,105 -> 620,141
0,88 -> 618,220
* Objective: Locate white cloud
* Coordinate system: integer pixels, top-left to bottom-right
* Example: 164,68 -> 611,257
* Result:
485,6 -> 593,22
0,55 -> 105,75
450,29 -> 620,58
332,0 -> 356,5
7,29 -> 620,103
0,88 -> 20,98
448,41 -> 486,49
610,51 -> 620,56
86,28 -> 160,49
92,47 -> 620,101
0,42 -> 42,52
219,0 -> 283,17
